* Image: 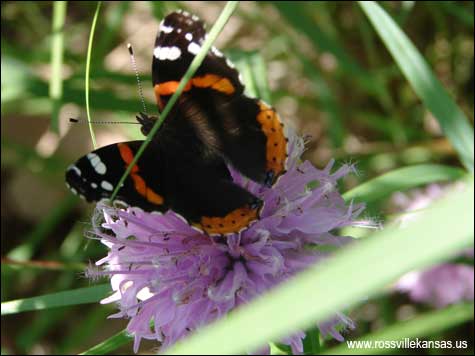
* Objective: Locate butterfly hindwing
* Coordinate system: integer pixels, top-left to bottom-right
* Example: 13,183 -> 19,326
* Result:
164,146 -> 262,235
214,96 -> 289,184
66,131 -> 262,236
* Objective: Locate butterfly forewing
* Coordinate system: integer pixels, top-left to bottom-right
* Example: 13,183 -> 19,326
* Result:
152,11 -> 288,186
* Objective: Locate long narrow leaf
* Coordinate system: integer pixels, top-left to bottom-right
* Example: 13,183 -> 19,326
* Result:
1,284 -> 110,315
359,1 -> 474,173
85,1 -> 102,149
343,164 -> 466,204
7,195 -> 78,261
321,303 -> 474,355
80,330 -> 132,355
167,180 -> 473,354
273,2 -> 388,101
49,1 -> 67,133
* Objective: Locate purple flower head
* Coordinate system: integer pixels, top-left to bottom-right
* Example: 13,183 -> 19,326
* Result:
89,133 -> 371,353
396,262 -> 474,308
393,183 -> 474,307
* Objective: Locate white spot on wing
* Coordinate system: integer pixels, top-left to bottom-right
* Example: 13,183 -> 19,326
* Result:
160,25 -> 174,34
168,46 -> 181,60
87,153 -> 107,175
95,163 -> 106,175
185,33 -> 193,41
68,165 -> 81,176
101,181 -> 114,191
178,10 -> 191,17
225,58 -> 235,69
158,47 -> 169,60
154,46 -> 161,59
87,153 -> 100,166
188,42 -> 201,55
211,46 -> 224,57
157,46 -> 181,61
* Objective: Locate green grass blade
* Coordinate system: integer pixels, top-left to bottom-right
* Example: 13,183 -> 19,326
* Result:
438,1 -> 474,28
247,52 -> 271,104
94,1 -> 130,58
343,164 -> 466,204
85,1 -> 102,149
321,303 -> 474,355
167,180 -> 473,354
359,1 -> 474,173
110,1 -> 239,201
272,2 -> 387,100
56,306 -> 111,353
273,2 -> 363,80
303,327 -> 321,354
299,53 -> 345,148
79,330 -> 132,355
1,284 -> 110,315
228,50 -> 271,102
49,1 -> 67,134
7,195 -> 78,261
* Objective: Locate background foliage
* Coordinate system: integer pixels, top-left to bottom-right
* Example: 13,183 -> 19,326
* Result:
1,1 -> 473,354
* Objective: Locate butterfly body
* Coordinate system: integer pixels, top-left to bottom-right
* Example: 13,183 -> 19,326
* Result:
66,10 -> 289,236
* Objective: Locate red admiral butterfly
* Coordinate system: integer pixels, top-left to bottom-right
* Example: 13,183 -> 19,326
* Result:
66,10 -> 289,236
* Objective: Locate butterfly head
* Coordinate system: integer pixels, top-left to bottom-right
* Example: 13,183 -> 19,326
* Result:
136,112 -> 158,136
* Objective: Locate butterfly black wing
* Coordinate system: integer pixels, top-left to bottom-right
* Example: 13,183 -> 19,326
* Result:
66,137 -> 261,236
65,11 -> 290,236
65,141 -> 168,212
152,11 -> 289,186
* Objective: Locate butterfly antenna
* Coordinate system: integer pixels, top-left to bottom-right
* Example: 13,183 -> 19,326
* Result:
127,43 -> 148,115
69,118 -> 140,125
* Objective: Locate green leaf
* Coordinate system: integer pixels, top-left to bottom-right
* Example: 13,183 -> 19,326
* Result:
167,179 -> 473,354
343,164 -> 466,204
437,1 -> 474,28
272,2 -> 388,100
321,303 -> 474,355
1,284 -> 110,315
229,50 -> 271,103
303,327 -> 320,354
49,1 -> 67,133
296,50 -> 345,148
359,1 -> 474,173
7,195 -> 78,261
94,2 -> 130,59
80,330 -> 132,355
56,306 -> 111,353
85,1 -> 102,149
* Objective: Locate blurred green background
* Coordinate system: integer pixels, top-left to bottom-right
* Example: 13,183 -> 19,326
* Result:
1,1 -> 473,354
